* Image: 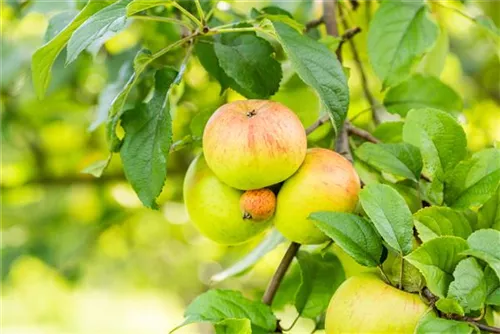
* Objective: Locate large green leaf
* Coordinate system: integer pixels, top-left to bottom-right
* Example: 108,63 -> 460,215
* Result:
447,258 -> 487,312
211,229 -> 286,283
384,74 -> 462,116
413,206 -> 473,242
478,188 -> 500,230
66,0 -> 132,65
295,251 -> 345,319
355,142 -> 422,181
311,212 -> 383,267
415,313 -> 473,334
462,229 -> 500,280
213,32 -> 282,98
44,10 -> 79,42
178,290 -> 276,333
367,0 -> 438,88
272,21 -> 349,135
445,148 -> 500,209
119,68 -> 177,208
32,0 -> 112,98
405,236 -> 469,298
359,184 -> 414,255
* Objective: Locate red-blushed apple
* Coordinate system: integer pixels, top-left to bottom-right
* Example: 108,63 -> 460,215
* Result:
183,155 -> 272,245
202,100 -> 307,190
273,148 -> 361,244
240,188 -> 276,221
325,273 -> 429,334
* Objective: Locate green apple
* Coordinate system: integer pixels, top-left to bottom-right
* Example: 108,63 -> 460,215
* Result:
325,274 -> 428,334
240,188 -> 276,221
274,148 -> 361,244
183,155 -> 272,245
203,100 -> 307,190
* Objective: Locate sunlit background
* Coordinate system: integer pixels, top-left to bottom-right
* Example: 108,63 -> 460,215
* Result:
1,0 -> 499,333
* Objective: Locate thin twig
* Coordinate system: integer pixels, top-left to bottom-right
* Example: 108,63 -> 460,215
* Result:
305,114 -> 330,135
345,122 -> 379,143
305,16 -> 324,32
338,4 -> 381,125
262,242 -> 300,305
132,15 -> 194,29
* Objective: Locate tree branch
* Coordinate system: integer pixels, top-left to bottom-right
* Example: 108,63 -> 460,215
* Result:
345,121 -> 379,143
262,242 -> 301,305
305,16 -> 324,32
422,288 -> 500,333
338,3 -> 381,125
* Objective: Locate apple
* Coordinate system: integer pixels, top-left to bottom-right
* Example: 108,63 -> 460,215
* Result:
240,188 -> 276,221
202,100 -> 307,190
325,274 -> 428,334
183,155 -> 272,245
273,148 -> 361,244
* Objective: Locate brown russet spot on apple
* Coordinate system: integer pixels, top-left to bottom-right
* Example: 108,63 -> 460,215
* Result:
240,188 -> 276,222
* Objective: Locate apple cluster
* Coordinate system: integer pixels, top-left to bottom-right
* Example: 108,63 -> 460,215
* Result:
183,99 -> 361,245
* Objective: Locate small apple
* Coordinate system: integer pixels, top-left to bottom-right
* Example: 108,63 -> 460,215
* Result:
273,148 -> 361,244
240,188 -> 276,221
183,155 -> 272,245
325,273 -> 429,334
203,100 -> 307,190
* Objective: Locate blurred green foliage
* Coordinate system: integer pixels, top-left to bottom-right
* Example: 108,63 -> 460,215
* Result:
1,0 -> 499,333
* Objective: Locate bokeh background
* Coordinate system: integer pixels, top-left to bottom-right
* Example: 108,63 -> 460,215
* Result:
1,0 -> 499,333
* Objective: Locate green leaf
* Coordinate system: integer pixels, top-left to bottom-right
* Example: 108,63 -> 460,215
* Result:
384,74 -> 462,116
478,188 -> 500,230
462,229 -> 500,280
44,10 -> 79,42
272,21 -> 349,136
295,251 -> 345,319
448,258 -> 487,312
445,149 -> 500,209
195,38 -> 233,94
311,212 -> 383,267
372,121 -> 404,143
210,229 -> 286,283
66,0 -> 132,65
107,49 -> 154,151
215,319 -> 251,334
403,108 -> 467,197
415,312 -> 473,334
127,0 -> 169,16
418,24 -> 449,77
179,290 -> 277,333
32,0 -> 112,98
119,68 -> 177,208
355,142 -> 422,181
359,183 -> 414,255
485,266 -> 500,306
90,61 -> 133,131
405,236 -> 469,298
413,206 -> 473,242
367,0 -> 438,88
435,298 -> 465,316
214,32 -> 282,98
80,155 -> 112,178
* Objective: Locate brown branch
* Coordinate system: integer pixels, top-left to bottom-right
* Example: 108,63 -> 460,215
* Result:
422,288 -> 500,333
338,4 -> 381,125
262,242 -> 300,305
305,114 -> 330,135
345,122 -> 379,143
305,16 -> 324,32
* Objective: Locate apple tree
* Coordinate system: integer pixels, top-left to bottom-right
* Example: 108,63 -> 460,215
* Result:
29,0 -> 500,333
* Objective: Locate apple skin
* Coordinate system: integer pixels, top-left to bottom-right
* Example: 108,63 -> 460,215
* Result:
183,155 -> 272,245
203,100 -> 307,190
273,148 -> 361,244
240,188 -> 276,221
325,273 -> 428,334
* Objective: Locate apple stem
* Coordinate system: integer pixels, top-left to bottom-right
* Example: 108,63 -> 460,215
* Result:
399,258 -> 404,290
378,265 -> 393,286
